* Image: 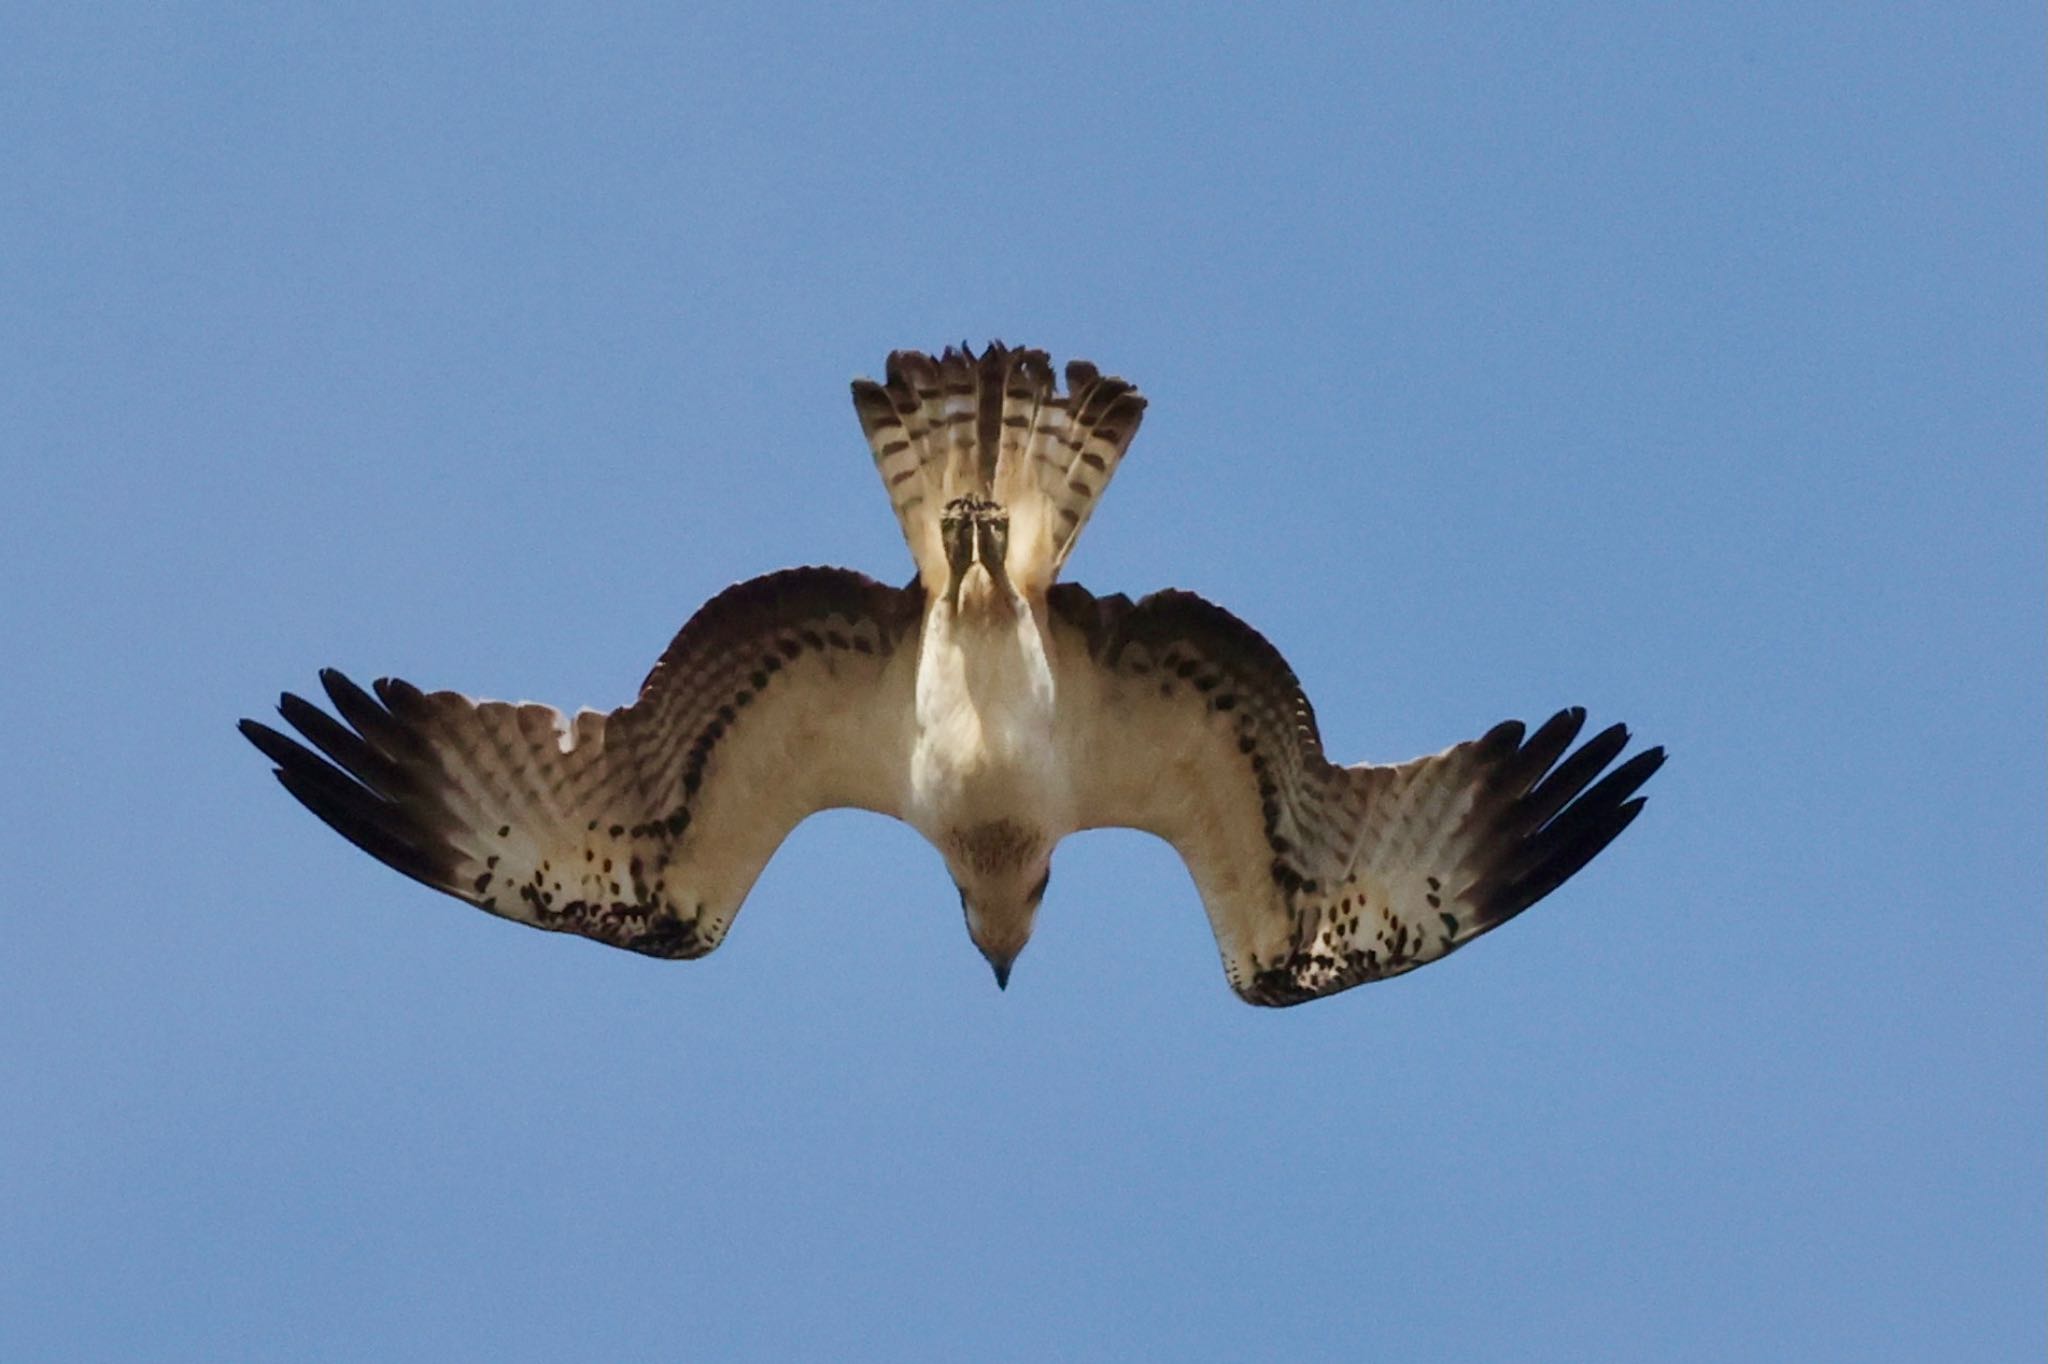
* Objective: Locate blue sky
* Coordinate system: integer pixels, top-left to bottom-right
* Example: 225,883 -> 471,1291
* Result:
4,4 -> 2041,1359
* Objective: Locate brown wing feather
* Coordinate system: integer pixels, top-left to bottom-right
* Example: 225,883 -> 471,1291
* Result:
242,568 -> 922,959
1049,584 -> 1664,1006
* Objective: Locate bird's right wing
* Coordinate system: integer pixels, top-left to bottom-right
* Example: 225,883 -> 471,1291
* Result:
1048,585 -> 1663,1006
241,568 -> 923,959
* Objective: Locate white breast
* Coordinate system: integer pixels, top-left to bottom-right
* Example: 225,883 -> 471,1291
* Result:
906,586 -> 1066,839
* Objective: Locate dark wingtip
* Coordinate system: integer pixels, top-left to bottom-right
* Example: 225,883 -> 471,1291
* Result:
317,666 -> 372,714
1588,745 -> 1667,805
239,716 -> 304,770
241,678 -> 458,894
1469,719 -> 1666,927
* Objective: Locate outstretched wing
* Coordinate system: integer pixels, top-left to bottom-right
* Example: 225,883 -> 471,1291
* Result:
241,568 -> 923,959
1049,585 -> 1665,1006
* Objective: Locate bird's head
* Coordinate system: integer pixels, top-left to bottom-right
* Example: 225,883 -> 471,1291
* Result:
945,822 -> 1052,991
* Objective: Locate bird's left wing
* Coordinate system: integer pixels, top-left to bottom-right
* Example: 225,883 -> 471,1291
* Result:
1048,585 -> 1664,1006
241,567 -> 923,959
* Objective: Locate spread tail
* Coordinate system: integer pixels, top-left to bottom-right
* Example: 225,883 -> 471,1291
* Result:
851,343 -> 1146,595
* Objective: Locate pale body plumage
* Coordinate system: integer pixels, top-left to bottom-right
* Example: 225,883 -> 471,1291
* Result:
908,585 -> 1065,838
242,344 -> 1663,1005
905,580 -> 1068,977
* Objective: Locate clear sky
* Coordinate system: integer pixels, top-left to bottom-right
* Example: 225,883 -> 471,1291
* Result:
4,5 -> 2041,1360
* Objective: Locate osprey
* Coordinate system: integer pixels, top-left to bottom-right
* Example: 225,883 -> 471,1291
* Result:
241,344 -> 1663,1006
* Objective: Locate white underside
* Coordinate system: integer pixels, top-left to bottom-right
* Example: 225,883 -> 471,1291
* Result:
904,574 -> 1068,845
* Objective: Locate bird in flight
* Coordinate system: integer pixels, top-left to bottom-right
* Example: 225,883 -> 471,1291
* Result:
241,344 -> 1663,1006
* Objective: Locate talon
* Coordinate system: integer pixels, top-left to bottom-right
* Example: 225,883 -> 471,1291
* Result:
941,495 -> 1010,601
940,496 -> 978,605
974,501 -> 1011,588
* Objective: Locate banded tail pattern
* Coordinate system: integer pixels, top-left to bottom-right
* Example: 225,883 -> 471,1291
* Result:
851,343 -> 1147,594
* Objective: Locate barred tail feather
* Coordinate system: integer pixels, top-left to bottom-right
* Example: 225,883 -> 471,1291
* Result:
851,343 -> 1146,594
